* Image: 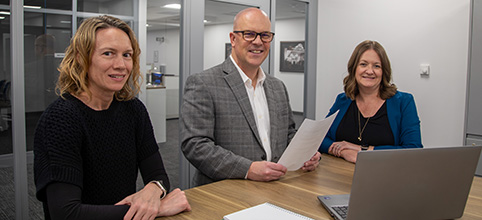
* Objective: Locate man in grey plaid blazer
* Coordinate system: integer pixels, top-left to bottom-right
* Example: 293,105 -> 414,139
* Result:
180,8 -> 321,186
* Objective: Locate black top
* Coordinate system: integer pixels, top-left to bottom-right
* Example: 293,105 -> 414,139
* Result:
34,94 -> 169,219
336,101 -> 394,147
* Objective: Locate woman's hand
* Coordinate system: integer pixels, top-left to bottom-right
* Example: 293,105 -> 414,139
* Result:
328,141 -> 361,163
157,188 -> 191,217
329,141 -> 361,157
116,185 -> 191,220
116,183 -> 163,220
340,149 -> 358,163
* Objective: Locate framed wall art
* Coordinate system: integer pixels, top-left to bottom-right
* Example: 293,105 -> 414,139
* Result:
280,41 -> 305,72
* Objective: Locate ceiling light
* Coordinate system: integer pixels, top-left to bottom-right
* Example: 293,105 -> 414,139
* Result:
24,5 -> 42,9
146,24 -> 151,27
0,11 -> 10,15
163,4 -> 181,9
0,17 -> 5,20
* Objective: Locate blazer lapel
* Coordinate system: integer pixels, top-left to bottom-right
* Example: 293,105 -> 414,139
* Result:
263,77 -> 279,150
222,59 -> 263,146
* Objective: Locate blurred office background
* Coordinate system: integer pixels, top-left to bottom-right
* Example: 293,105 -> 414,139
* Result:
1,0 -> 481,219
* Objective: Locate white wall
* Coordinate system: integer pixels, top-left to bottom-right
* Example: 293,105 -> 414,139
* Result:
204,23 -> 232,70
146,28 -> 180,76
274,18 -> 306,113
316,0 -> 470,147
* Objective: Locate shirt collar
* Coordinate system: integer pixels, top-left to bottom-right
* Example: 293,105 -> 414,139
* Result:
230,55 -> 266,87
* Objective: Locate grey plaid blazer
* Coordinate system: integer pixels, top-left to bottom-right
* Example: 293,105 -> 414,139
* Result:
180,58 -> 296,186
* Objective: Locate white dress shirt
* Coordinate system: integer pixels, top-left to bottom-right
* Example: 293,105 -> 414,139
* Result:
230,56 -> 272,161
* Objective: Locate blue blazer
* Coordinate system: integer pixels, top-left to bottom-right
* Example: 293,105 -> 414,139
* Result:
319,91 -> 423,153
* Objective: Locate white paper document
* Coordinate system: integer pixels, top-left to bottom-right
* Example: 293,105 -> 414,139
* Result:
278,111 -> 338,171
223,202 -> 313,220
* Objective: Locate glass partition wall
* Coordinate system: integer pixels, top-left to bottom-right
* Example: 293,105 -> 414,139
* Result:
274,0 -> 308,128
0,1 -> 15,219
0,0 -> 137,218
145,0 -> 182,190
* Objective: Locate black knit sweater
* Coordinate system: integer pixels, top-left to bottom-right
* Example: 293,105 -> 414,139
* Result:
34,94 -> 169,219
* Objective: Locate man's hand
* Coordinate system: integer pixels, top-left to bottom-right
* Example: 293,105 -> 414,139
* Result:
301,151 -> 321,171
247,161 -> 287,181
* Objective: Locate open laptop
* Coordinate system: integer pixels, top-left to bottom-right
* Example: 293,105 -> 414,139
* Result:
318,146 -> 482,220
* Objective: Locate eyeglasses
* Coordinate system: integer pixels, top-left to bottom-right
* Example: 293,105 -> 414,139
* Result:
233,30 -> 275,43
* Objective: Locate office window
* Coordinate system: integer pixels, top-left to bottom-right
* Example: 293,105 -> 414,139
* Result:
203,0 -> 251,70
23,0 -> 72,10
0,2 -> 13,219
275,0 -> 307,126
78,0 -> 134,16
0,8 -> 11,154
24,12 -> 70,149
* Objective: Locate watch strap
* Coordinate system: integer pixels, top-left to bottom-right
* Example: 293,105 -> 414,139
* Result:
149,180 -> 167,199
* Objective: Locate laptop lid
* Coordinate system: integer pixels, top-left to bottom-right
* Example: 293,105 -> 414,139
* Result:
345,146 -> 482,220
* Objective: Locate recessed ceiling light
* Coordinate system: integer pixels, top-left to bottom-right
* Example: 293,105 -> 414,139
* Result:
0,11 -> 10,15
163,4 -> 181,9
0,17 -> 5,20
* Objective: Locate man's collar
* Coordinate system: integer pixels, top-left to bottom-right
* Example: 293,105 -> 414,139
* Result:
229,55 -> 265,85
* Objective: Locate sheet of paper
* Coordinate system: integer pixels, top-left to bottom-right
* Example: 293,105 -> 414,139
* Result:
278,111 -> 338,171
223,202 -> 314,220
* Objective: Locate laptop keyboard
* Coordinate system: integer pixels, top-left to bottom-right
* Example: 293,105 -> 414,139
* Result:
332,205 -> 348,219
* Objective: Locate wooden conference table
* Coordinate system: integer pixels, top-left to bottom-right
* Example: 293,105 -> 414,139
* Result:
161,154 -> 482,220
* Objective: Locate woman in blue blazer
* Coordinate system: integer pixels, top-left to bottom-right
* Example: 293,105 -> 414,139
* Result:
319,40 -> 422,163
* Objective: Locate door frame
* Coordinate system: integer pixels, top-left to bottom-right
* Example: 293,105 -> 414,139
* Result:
178,0 -> 317,189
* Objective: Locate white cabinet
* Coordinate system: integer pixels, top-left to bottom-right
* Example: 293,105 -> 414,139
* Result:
146,86 -> 166,143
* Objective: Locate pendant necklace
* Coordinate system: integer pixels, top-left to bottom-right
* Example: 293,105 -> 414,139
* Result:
358,108 -> 370,141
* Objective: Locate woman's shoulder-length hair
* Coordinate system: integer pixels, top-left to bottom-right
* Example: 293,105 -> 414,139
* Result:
343,40 -> 397,100
56,15 -> 141,101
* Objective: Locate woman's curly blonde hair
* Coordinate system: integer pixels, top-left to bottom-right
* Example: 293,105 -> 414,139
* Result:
56,15 -> 141,101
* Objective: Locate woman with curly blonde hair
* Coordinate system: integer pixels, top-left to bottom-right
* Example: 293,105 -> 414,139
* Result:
56,15 -> 141,102
34,15 -> 190,219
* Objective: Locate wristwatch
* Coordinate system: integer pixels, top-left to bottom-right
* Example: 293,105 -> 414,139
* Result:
360,144 -> 369,151
149,180 -> 167,199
